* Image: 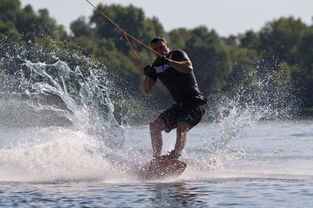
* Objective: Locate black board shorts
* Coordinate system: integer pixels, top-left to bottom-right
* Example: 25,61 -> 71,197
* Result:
158,103 -> 206,132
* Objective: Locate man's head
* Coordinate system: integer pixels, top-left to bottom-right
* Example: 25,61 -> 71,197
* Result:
150,37 -> 170,56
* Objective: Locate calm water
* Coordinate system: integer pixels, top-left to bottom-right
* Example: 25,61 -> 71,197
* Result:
1,120 -> 313,207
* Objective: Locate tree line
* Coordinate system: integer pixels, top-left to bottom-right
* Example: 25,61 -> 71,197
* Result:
1,0 -> 313,115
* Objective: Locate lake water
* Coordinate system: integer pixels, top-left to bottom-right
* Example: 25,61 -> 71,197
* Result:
1,120 -> 313,208
0,57 -> 310,207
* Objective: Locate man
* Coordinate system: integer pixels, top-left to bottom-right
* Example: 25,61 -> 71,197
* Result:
143,37 -> 207,159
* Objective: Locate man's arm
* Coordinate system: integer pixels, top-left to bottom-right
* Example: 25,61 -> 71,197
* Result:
143,65 -> 157,93
143,76 -> 156,94
168,59 -> 193,73
165,50 -> 193,73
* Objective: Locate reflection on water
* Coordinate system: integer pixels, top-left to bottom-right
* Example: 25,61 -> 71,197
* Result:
2,178 -> 313,208
149,182 -> 208,208
0,182 -> 212,208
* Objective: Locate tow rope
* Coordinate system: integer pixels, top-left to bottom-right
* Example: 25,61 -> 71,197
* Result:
84,0 -> 163,68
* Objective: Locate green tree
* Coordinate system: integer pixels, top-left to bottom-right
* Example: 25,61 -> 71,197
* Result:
0,0 -> 21,41
168,28 -> 191,49
0,0 -> 20,23
0,0 -> 65,42
185,26 -> 232,95
70,16 -> 93,38
296,29 -> 313,107
90,4 -> 165,53
259,17 -> 308,65
239,30 -> 260,50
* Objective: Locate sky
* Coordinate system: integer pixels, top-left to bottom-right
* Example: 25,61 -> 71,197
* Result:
20,0 -> 313,37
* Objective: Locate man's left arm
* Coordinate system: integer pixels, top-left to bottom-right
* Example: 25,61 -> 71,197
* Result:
168,59 -> 193,73
163,50 -> 193,73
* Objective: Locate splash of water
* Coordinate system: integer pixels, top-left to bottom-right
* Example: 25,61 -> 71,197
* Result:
22,59 -> 127,148
0,43 -> 138,182
0,41 -> 299,182
186,69 -> 298,171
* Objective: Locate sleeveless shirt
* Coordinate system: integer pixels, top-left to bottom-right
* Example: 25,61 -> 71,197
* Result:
152,50 -> 206,105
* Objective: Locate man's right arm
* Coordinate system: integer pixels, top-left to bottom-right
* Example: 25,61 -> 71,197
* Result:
143,65 -> 157,94
143,76 -> 156,94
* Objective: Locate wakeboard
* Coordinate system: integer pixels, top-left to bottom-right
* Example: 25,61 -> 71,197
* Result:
137,155 -> 187,181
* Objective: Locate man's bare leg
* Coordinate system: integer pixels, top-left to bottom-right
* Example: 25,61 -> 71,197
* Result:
173,122 -> 189,157
149,118 -> 166,157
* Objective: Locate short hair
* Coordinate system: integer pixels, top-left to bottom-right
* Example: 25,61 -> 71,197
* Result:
150,37 -> 167,45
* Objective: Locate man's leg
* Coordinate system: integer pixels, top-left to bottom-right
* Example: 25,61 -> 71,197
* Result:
172,122 -> 189,157
149,118 -> 167,157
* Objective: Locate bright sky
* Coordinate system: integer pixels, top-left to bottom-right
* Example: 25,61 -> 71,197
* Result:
20,0 -> 313,37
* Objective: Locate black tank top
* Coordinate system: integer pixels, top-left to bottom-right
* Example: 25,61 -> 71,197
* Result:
152,50 -> 206,105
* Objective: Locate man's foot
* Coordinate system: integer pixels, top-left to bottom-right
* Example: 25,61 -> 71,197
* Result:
168,150 -> 181,159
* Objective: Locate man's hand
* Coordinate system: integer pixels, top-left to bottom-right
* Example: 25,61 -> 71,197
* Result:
144,65 -> 157,80
152,56 -> 169,67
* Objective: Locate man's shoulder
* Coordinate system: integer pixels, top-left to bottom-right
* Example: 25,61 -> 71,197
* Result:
170,49 -> 190,61
170,49 -> 188,56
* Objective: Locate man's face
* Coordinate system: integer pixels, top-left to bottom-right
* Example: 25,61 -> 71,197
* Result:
151,41 -> 170,56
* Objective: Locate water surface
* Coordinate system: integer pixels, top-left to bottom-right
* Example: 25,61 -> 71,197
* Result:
1,121 -> 313,207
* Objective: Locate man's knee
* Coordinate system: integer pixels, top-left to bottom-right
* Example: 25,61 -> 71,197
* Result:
177,122 -> 189,135
150,118 -> 166,132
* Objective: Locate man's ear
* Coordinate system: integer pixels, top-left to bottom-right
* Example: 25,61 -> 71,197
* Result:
166,43 -> 171,51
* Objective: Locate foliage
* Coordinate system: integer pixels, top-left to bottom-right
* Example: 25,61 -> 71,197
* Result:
1,0 -> 313,112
